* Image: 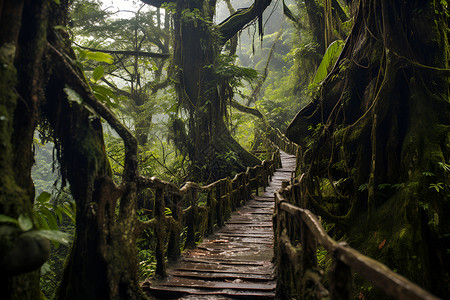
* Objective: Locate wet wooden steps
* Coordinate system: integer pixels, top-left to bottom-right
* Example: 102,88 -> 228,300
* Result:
141,151 -> 296,299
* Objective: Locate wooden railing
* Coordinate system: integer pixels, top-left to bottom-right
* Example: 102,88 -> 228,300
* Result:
137,147 -> 281,278
274,174 -> 441,300
266,126 -> 299,155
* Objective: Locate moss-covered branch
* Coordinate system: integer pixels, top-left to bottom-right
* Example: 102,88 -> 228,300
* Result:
216,0 -> 272,44
74,43 -> 170,59
47,43 -> 138,182
231,100 -> 263,119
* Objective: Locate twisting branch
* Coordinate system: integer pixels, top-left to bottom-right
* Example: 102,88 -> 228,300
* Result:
101,77 -> 132,97
47,43 -> 138,182
230,100 -> 264,119
74,43 -> 171,59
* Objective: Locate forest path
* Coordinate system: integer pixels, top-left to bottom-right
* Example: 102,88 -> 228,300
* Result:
141,151 -> 296,299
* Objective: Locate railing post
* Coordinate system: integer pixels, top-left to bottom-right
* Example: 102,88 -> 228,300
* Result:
224,179 -> 232,220
215,182 -> 224,227
206,189 -> 215,234
184,187 -> 198,249
300,222 -> 320,299
275,194 -> 294,299
329,254 -> 352,300
167,193 -> 182,262
154,187 -> 167,278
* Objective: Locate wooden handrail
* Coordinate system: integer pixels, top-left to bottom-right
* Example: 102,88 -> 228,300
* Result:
274,176 -> 442,300
139,146 -> 282,277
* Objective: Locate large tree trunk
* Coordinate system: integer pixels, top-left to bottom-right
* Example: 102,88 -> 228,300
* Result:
1,0 -> 146,299
171,0 -> 265,181
142,0 -> 273,181
0,1 -> 52,299
287,0 -> 449,298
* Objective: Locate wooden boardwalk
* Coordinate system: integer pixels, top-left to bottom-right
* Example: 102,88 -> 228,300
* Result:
142,151 -> 296,299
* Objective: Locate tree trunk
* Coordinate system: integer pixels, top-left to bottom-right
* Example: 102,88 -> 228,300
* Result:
1,0 -> 146,299
0,1 -> 50,299
287,0 -> 449,297
172,0 -> 262,181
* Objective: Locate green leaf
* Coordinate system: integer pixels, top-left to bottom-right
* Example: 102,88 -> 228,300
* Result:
0,214 -> 19,225
60,204 -> 76,223
36,191 -> 51,203
312,40 -> 345,85
92,85 -> 116,99
75,47 -> 88,61
438,162 -> 450,172
92,65 -> 104,82
18,214 -> 33,231
358,183 -> 368,192
378,183 -> 391,190
63,86 -> 83,104
28,230 -> 71,246
53,25 -> 66,31
52,0 -> 61,4
41,261 -> 52,276
86,51 -> 114,64
36,212 -> 50,230
423,171 -> 435,177
40,207 -> 59,231
55,207 -> 63,223
429,183 -> 444,192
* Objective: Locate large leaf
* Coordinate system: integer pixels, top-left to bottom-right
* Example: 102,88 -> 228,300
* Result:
36,212 -> 50,230
312,40 -> 345,85
86,51 -> 114,64
29,230 -> 71,247
18,214 -> 33,231
0,214 -> 19,225
36,191 -> 51,203
92,65 -> 104,82
60,204 -> 76,223
63,86 -> 83,104
92,85 -> 117,99
40,207 -> 59,231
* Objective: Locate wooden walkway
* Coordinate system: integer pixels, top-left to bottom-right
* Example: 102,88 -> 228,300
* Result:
142,151 -> 296,299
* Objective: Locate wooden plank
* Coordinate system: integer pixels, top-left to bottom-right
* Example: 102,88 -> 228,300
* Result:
143,151 -> 296,299
173,264 -> 274,275
181,257 -> 272,266
169,270 -> 275,281
145,285 -> 275,298
225,221 -> 272,225
158,278 -> 276,291
217,232 -> 273,238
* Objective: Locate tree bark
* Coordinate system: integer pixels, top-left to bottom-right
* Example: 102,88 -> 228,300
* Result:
0,1 -> 49,299
286,0 -> 449,297
155,0 -> 273,181
1,0 -> 146,299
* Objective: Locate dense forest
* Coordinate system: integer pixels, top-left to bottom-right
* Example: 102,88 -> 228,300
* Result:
0,0 -> 448,299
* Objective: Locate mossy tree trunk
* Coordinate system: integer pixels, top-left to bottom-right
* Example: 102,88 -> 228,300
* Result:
0,1 -> 48,299
143,0 -> 272,181
1,0 -> 147,299
287,0 -> 449,297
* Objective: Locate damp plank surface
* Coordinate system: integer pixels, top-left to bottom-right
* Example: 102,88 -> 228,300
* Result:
141,151 -> 296,299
